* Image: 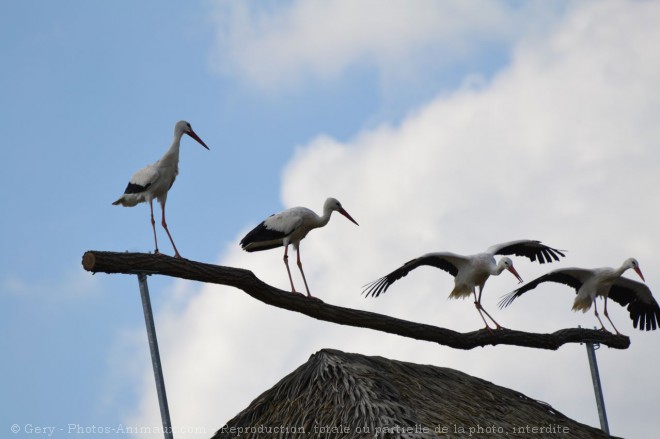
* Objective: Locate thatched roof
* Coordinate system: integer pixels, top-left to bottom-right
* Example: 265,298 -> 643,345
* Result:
213,349 -> 618,439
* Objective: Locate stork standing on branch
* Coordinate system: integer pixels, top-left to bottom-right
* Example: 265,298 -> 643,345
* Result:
363,240 -> 565,330
240,197 -> 359,300
499,258 -> 660,334
113,120 -> 209,258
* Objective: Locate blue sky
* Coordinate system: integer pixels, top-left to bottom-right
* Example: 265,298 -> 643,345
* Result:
2,1 -> 660,438
0,0 -> 449,431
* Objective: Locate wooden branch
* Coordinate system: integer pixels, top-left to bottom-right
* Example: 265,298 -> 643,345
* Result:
82,251 -> 630,351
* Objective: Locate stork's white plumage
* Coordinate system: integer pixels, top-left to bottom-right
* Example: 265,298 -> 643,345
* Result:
240,197 -> 359,299
113,120 -> 209,258
363,240 -> 565,330
499,258 -> 660,334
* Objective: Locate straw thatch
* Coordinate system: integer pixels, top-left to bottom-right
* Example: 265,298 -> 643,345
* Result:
212,349 -> 619,439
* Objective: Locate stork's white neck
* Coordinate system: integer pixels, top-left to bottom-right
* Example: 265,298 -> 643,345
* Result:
613,261 -> 631,278
159,135 -> 183,166
312,207 -> 333,229
493,262 -> 507,275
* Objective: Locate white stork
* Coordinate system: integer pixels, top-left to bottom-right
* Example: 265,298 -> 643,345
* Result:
363,240 -> 565,330
240,197 -> 359,299
113,120 -> 209,258
499,258 -> 659,334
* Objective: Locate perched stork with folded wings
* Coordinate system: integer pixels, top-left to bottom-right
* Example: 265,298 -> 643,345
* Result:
240,197 -> 359,300
363,240 -> 565,330
113,120 -> 209,258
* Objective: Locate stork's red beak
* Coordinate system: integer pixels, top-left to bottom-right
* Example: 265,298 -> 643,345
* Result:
634,266 -> 645,282
187,129 -> 210,150
507,265 -> 524,284
338,208 -> 359,226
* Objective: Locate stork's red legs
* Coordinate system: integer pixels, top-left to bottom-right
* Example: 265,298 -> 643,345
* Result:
149,200 -> 160,255
296,246 -> 314,298
282,245 -> 320,301
592,300 -> 609,332
148,199 -> 181,258
283,245 -> 300,294
474,288 -> 505,331
602,298 -> 622,335
160,200 -> 181,258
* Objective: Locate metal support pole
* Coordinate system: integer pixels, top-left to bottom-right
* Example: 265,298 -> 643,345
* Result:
585,340 -> 610,435
137,273 -> 174,439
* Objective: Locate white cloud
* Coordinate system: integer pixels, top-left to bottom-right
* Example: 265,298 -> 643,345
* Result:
127,1 -> 660,437
209,0 -> 565,89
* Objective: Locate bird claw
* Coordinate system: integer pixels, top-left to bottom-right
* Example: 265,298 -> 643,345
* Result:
481,323 -> 507,333
289,290 -> 323,303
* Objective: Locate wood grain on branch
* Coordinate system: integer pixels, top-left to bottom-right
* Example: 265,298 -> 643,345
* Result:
82,250 -> 630,351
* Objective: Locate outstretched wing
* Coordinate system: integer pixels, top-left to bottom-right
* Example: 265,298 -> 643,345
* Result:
487,240 -> 566,264
608,277 -> 660,331
363,253 -> 461,298
498,268 -> 591,309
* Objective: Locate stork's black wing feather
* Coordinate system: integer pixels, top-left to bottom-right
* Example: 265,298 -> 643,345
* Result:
608,278 -> 660,331
363,253 -> 459,298
240,217 -> 288,252
489,240 -> 566,264
124,181 -> 151,194
498,269 -> 586,309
